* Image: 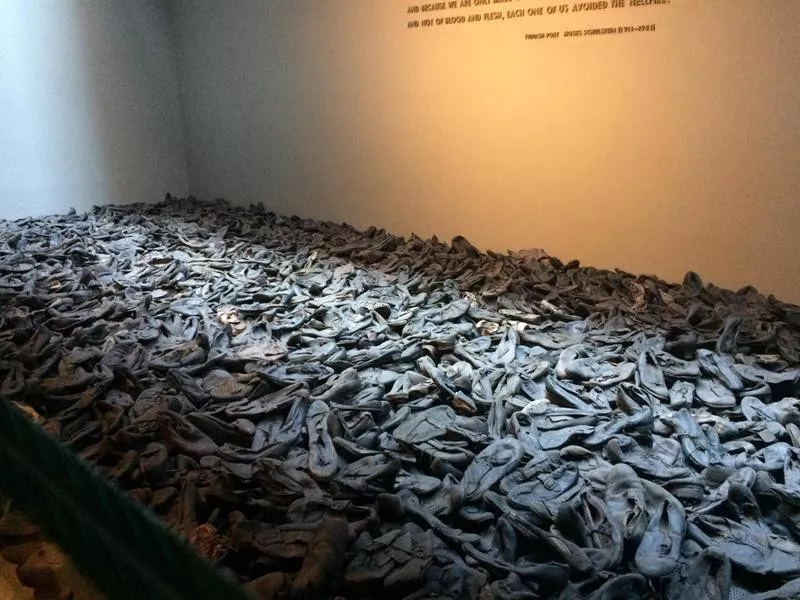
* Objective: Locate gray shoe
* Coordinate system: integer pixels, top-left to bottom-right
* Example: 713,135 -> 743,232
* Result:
507,462 -> 585,521
634,497 -> 686,577
666,547 -> 731,600
604,464 -> 648,544
306,400 -> 339,481
460,437 -> 523,502
694,377 -> 736,409
688,514 -> 800,576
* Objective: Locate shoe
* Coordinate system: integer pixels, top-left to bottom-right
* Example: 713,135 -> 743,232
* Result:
394,469 -> 443,496
669,380 -> 695,409
586,573 -> 649,600
634,498 -> 686,577
505,511 -> 595,575
672,409 -> 714,469
264,363 -> 334,387
335,454 -> 401,495
346,525 -> 435,590
546,374 -> 610,413
662,476 -> 706,504
734,362 -> 800,386
393,406 -> 456,444
460,437 -> 523,502
397,489 -> 480,545
306,399 -> 339,481
158,411 -> 219,457
291,518 -> 350,598
539,424 -> 595,450
742,396 -> 800,425
201,369 -> 254,401
747,442 -> 793,472
507,462 -> 585,520
688,514 -> 800,576
521,399 -> 598,431
697,349 -> 743,391
309,367 -> 361,404
666,547 -> 731,600
694,377 -> 736,409
695,466 -> 757,515
186,411 -> 254,447
636,350 -> 669,401
557,492 -> 623,571
223,381 -> 309,420
604,464 -> 648,544
751,577 -> 800,600
605,436 -> 692,480
655,350 -> 701,379
581,406 -> 653,448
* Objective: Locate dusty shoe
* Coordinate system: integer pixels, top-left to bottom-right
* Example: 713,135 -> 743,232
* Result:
634,498 -> 686,577
605,436 -> 692,481
292,517 -> 349,598
586,573 -> 649,600
393,406 -> 456,444
556,492 -> 623,571
694,377 -> 736,409
604,464 -> 648,545
244,573 -> 287,600
507,462 -> 586,521
306,400 -> 339,481
688,514 -> 800,576
346,524 -> 434,591
669,380 -> 695,409
460,437 -> 523,503
666,547 -> 731,600
636,350 -> 669,401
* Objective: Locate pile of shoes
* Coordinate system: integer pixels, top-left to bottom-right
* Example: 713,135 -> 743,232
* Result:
1,194 -> 800,599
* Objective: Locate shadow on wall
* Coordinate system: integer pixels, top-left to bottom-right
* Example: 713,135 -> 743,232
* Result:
0,0 -> 187,221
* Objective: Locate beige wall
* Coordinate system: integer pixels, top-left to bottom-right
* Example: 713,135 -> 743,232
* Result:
0,0 -> 189,220
170,1 -> 800,303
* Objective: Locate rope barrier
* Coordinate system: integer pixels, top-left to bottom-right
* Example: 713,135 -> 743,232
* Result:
0,398 -> 252,600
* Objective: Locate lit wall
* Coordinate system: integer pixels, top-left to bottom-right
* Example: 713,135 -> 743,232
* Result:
0,0 -> 189,221
170,1 -> 800,303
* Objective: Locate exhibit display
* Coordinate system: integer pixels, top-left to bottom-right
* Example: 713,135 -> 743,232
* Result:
2,0 -> 800,598
1,196 -> 799,599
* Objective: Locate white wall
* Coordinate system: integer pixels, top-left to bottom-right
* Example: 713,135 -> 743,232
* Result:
174,3 -> 798,303
0,0 -> 189,221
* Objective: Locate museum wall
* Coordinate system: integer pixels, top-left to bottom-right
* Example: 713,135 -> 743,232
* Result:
169,1 -> 800,303
0,0 -> 189,221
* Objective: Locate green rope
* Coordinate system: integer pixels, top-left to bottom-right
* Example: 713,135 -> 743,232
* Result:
0,398 -> 252,600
